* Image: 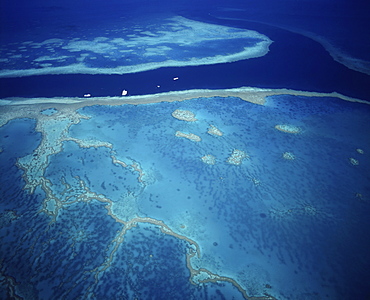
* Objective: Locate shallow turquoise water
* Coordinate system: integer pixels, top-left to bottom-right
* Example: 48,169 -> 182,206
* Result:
1,93 -> 369,299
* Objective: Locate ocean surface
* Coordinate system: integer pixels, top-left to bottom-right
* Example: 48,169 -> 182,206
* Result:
1,1 -> 370,300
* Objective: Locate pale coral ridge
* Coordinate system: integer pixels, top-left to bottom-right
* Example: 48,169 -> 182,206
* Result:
275,124 -> 301,134
175,131 -> 201,142
207,125 -> 223,136
349,158 -> 359,165
226,149 -> 248,165
201,155 -> 216,165
172,109 -> 197,122
283,152 -> 295,160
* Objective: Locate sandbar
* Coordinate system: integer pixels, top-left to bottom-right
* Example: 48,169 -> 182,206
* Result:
1,87 -> 367,111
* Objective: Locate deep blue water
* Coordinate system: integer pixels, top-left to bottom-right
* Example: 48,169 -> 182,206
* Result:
0,18 -> 369,101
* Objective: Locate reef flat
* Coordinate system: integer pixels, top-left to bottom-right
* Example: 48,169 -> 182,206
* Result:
0,86 -> 369,299
0,16 -> 272,78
